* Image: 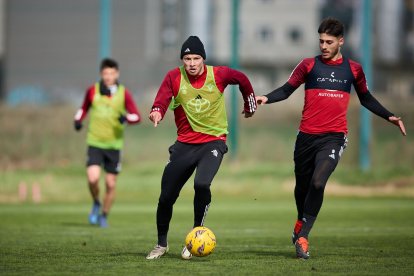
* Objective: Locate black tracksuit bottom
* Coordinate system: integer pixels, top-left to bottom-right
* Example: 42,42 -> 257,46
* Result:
156,140 -> 228,245
294,131 -> 348,220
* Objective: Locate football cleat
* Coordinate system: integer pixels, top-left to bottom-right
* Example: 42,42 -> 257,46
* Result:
292,219 -> 303,244
181,246 -> 193,260
99,215 -> 108,228
146,245 -> 169,260
295,237 -> 310,259
88,202 -> 100,225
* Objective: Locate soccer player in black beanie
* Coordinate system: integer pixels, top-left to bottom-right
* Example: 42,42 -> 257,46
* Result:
180,36 -> 206,60
146,36 -> 257,259
256,18 -> 406,259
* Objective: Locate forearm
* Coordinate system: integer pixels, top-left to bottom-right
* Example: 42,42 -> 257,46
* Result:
74,91 -> 92,122
357,91 -> 394,120
265,82 -> 296,103
237,74 -> 256,113
151,75 -> 174,118
151,100 -> 169,119
124,91 -> 141,124
224,67 -> 257,113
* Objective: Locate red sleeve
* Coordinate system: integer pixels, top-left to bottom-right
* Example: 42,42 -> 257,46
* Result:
213,66 -> 257,113
124,89 -> 141,124
287,58 -> 315,88
349,59 -> 369,94
151,69 -> 180,118
74,86 -> 94,122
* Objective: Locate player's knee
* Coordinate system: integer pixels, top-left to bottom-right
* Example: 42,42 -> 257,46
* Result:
88,177 -> 99,186
311,178 -> 327,191
194,181 -> 211,191
194,180 -> 211,190
158,193 -> 178,207
106,183 -> 116,193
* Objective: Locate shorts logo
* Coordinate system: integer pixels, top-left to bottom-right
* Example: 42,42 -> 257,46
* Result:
329,149 -> 336,160
211,149 -> 218,157
339,146 -> 344,158
186,94 -> 210,113
116,162 -> 122,173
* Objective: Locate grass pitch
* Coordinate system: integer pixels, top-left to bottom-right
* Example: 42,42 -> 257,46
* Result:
1,105 -> 413,275
1,197 -> 413,275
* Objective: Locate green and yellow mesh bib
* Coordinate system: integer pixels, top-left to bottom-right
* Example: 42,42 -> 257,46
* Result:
170,66 -> 228,137
87,83 -> 126,149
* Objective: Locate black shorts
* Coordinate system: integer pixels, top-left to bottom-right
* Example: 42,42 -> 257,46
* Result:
294,131 -> 348,176
87,146 -> 122,174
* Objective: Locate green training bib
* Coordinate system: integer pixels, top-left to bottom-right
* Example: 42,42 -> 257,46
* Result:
87,83 -> 126,149
170,66 -> 228,137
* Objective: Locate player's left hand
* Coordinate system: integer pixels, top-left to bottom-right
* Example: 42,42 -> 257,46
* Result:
255,96 -> 268,105
389,116 -> 406,136
242,110 -> 254,118
118,115 -> 127,124
74,120 -> 82,131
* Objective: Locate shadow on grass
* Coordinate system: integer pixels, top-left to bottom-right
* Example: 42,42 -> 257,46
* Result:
60,222 -> 95,227
109,252 -> 213,261
110,252 -> 146,257
243,249 -> 294,259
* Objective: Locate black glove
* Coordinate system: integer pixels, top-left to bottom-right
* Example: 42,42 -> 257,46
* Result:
74,121 -> 82,131
118,115 -> 127,124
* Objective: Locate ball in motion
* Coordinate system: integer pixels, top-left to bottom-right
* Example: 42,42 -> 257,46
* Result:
185,226 -> 216,257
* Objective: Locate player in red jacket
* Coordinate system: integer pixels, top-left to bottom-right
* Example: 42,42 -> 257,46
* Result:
256,18 -> 406,259
146,36 -> 256,259
74,58 -> 141,227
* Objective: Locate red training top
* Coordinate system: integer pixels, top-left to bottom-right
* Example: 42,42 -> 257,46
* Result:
287,56 -> 368,134
151,65 -> 256,144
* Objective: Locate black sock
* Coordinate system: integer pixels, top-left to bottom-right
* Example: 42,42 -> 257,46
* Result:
299,213 -> 316,239
102,212 -> 108,218
94,199 -> 100,205
158,235 -> 167,247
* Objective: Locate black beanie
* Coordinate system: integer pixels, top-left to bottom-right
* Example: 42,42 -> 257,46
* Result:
180,36 -> 206,59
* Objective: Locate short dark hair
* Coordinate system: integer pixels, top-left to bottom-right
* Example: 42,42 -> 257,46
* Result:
318,17 -> 344,37
100,58 -> 119,71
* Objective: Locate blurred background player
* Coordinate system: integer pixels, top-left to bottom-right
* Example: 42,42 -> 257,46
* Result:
73,58 -> 141,227
146,36 -> 256,259
256,18 -> 406,259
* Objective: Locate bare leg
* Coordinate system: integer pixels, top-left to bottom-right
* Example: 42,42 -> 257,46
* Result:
102,173 -> 117,215
87,165 -> 101,202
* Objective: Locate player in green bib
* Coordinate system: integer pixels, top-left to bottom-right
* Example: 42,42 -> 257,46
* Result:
146,36 -> 257,259
169,65 -> 229,137
74,58 -> 141,227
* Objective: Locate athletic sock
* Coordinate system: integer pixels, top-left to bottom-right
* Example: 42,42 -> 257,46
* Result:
94,199 -> 100,206
102,212 -> 108,218
157,235 -> 167,247
294,219 -> 303,234
299,213 -> 316,239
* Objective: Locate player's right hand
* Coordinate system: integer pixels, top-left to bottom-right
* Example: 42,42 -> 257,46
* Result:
388,116 -> 407,136
74,120 -> 82,131
255,96 -> 268,105
149,111 -> 162,127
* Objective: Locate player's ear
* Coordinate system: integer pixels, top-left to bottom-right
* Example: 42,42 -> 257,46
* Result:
338,36 -> 344,47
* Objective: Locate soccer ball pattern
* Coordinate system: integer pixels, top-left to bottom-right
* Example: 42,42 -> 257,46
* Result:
185,226 -> 216,257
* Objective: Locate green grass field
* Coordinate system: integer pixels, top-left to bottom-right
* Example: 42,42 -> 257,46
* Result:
1,197 -> 414,275
1,105 -> 413,275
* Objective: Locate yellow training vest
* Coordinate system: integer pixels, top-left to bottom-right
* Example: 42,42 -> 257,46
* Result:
170,66 -> 228,137
87,83 -> 126,149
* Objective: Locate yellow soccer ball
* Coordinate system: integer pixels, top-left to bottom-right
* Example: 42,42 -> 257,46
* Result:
185,226 -> 216,257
